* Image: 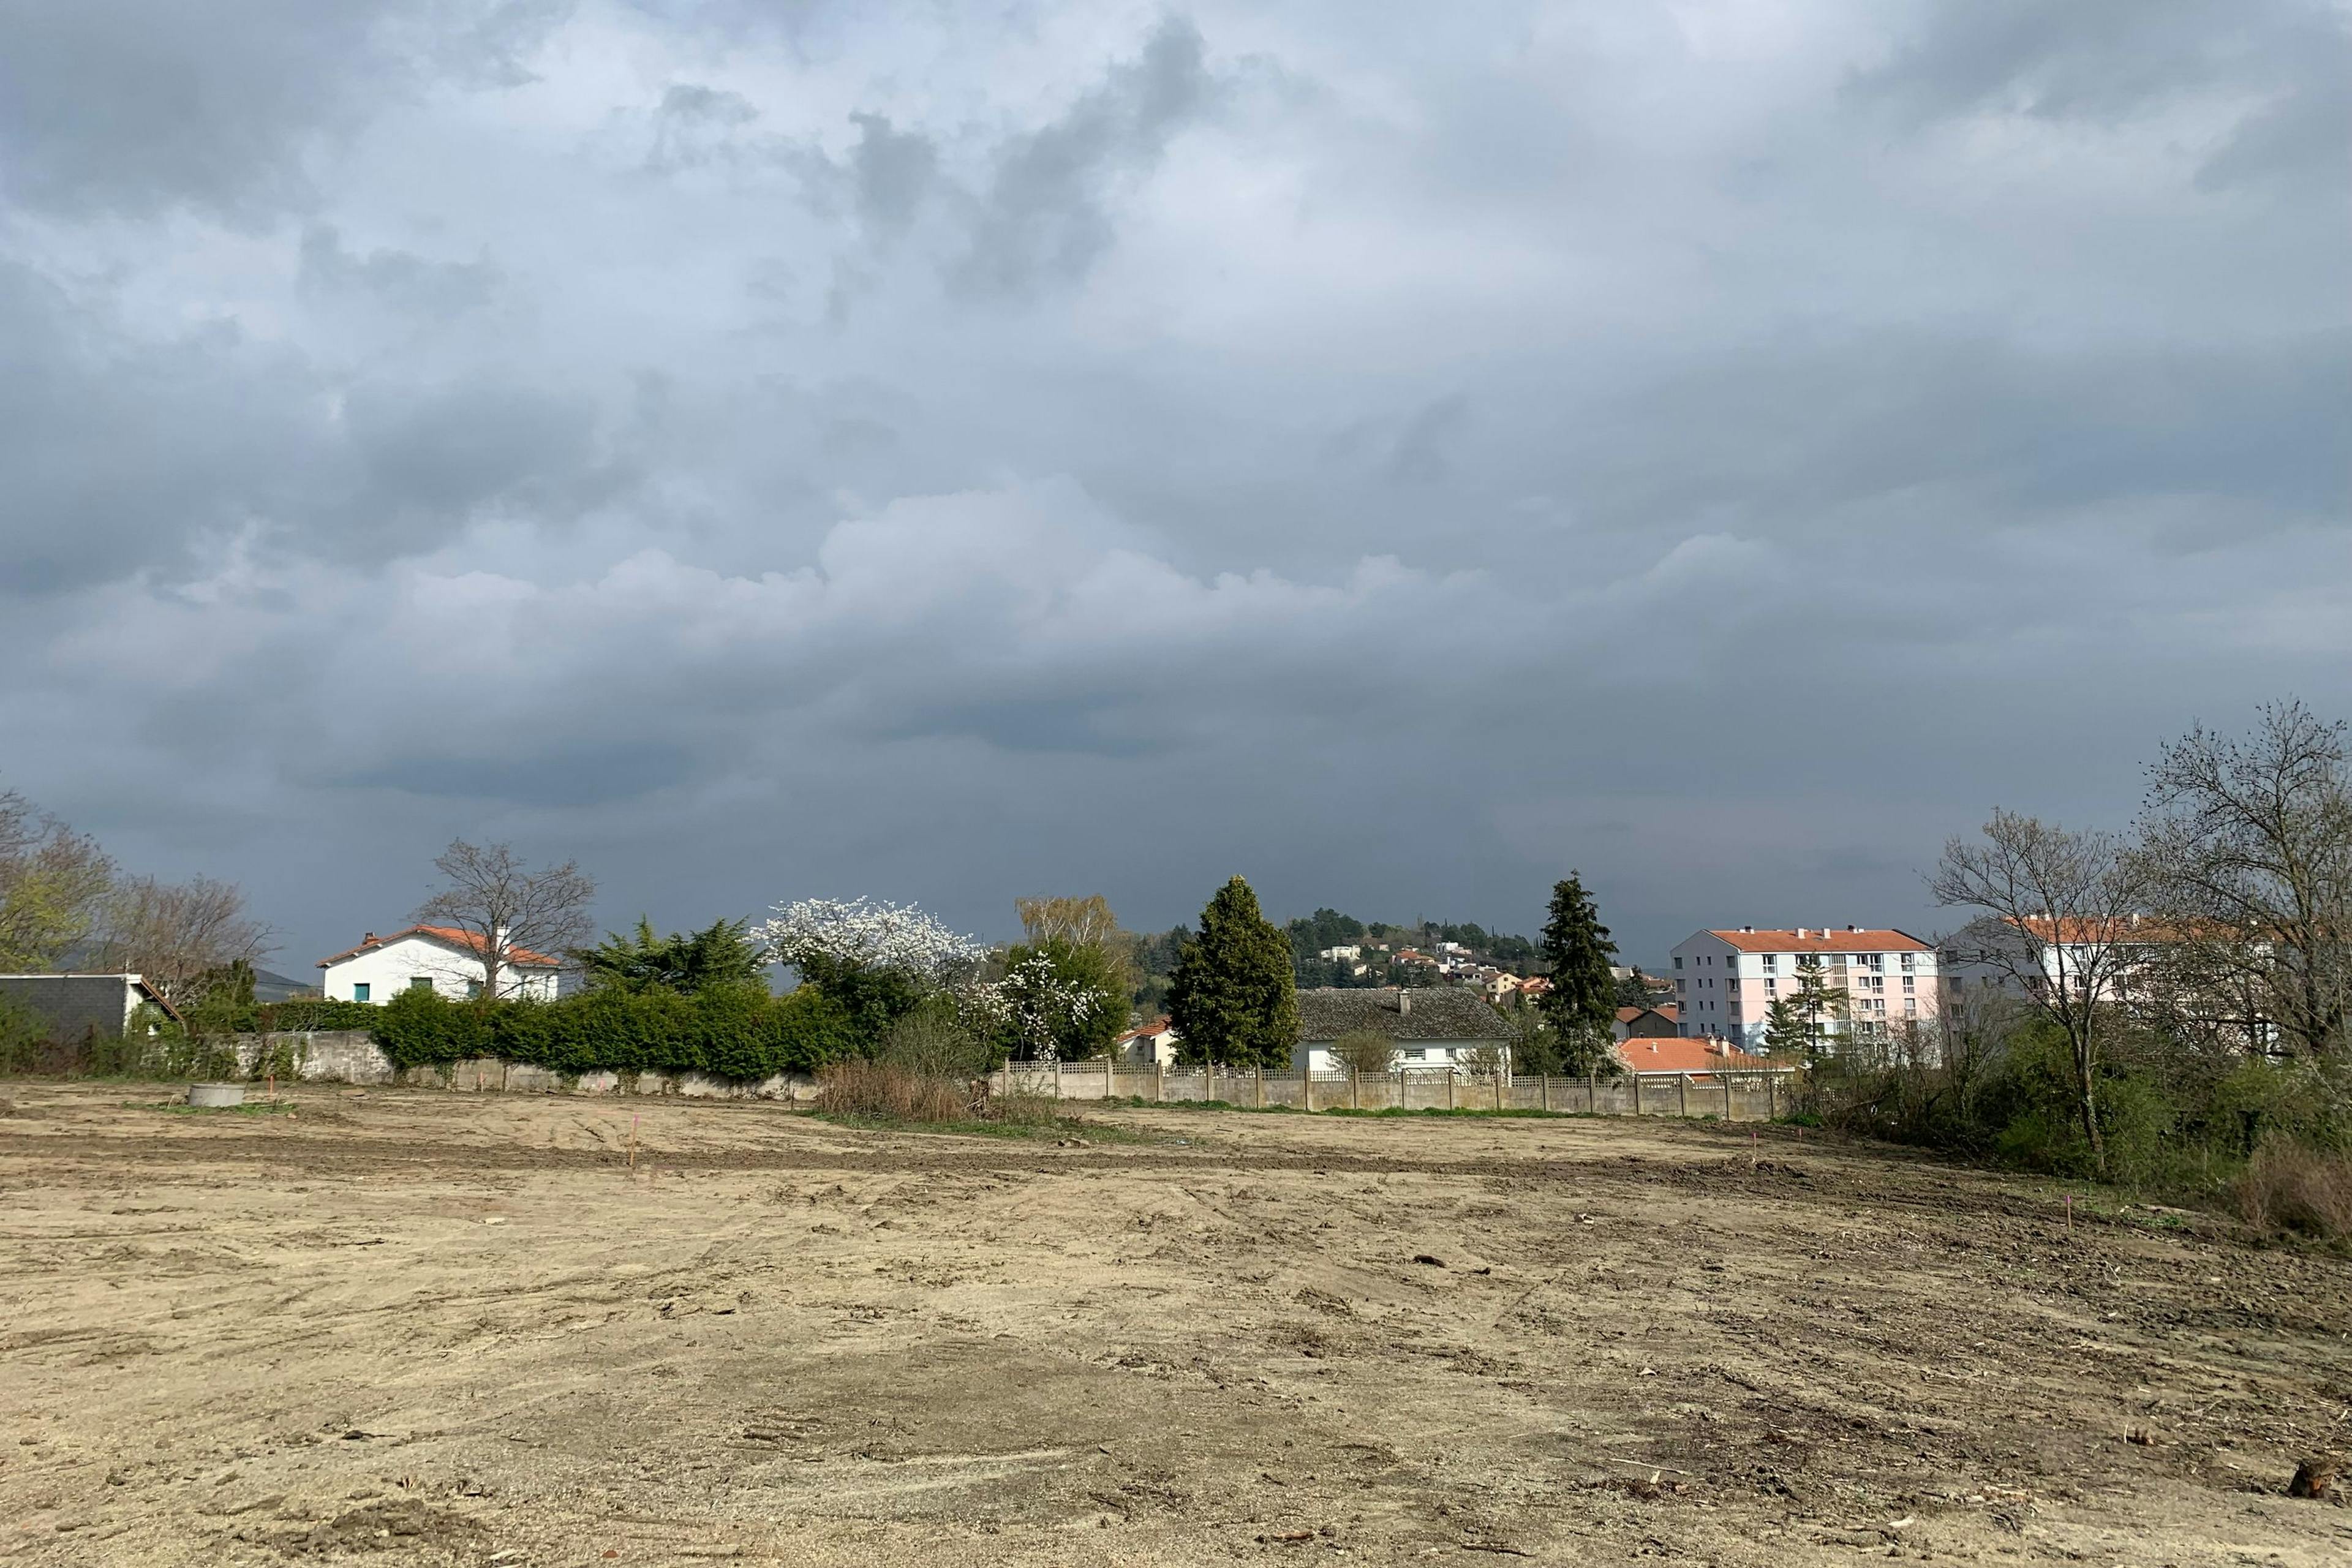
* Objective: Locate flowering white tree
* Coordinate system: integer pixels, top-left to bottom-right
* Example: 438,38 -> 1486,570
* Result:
751,897 -> 981,981
997,949 -> 1102,1063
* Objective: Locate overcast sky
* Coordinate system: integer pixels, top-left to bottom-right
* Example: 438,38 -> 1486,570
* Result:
1,1 -> 2345,972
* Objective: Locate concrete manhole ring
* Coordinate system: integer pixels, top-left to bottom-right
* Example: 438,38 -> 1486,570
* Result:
187,1083 -> 246,1109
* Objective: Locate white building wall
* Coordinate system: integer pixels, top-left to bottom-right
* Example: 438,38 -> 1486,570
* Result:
321,936 -> 557,1004
1672,929 -> 1941,1051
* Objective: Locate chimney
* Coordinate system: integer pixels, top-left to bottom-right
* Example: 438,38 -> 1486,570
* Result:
363,932 -> 376,944
1396,989 -> 1411,1017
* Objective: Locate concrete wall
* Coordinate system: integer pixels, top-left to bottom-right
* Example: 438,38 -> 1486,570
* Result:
995,1061 -> 1796,1120
226,1031 -> 820,1099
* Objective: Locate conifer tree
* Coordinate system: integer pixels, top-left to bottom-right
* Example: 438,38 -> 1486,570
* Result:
1167,876 -> 1298,1068
1537,873 -> 1621,1076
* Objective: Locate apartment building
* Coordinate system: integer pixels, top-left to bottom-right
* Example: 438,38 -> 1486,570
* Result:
1669,926 -> 1940,1051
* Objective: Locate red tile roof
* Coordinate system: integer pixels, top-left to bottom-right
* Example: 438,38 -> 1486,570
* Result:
316,925 -> 561,970
1708,927 -> 1931,954
1616,1036 -> 1750,1073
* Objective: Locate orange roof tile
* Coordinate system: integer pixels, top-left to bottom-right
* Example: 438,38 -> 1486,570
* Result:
317,925 -> 561,970
1707,927 -> 1931,954
1616,1036 -> 1752,1073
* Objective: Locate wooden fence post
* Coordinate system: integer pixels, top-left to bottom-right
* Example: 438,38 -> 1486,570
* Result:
1255,1063 -> 1264,1107
1395,1066 -> 1404,1112
1677,1072 -> 1688,1117
1155,1060 -> 1165,1102
1766,1072 -> 1777,1120
1539,1074 -> 1550,1112
1054,1058 -> 1062,1100
1724,1072 -> 1735,1120
1494,1069 -> 1504,1112
1632,1072 -> 1642,1116
1446,1071 -> 1455,1112
1304,1068 -> 1314,1113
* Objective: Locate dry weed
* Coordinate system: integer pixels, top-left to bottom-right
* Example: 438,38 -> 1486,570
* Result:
2236,1145 -> 2352,1240
815,1060 -> 972,1123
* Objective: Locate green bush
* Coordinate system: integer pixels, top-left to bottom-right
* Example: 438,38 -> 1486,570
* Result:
370,983 -> 860,1080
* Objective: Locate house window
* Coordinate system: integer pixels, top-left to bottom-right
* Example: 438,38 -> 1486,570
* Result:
1902,976 -> 1915,992
467,979 -> 483,1000
352,982 -> 371,1003
1762,955 -> 1777,972
1673,956 -> 1683,970
1900,952 -> 1916,971
410,976 -> 434,992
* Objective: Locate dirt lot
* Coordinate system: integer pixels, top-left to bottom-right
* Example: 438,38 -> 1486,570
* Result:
2,1085 -> 2350,1567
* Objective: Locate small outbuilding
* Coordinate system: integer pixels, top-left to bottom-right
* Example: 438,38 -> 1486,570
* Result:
0,973 -> 181,1041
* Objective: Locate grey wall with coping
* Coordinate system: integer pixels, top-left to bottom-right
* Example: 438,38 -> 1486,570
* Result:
226,1031 -> 820,1099
995,1062 -> 1796,1119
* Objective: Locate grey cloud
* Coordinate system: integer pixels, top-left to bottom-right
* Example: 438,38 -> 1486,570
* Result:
845,112 -> 939,239
0,2 -> 401,220
1851,0 -> 2352,198
0,2 -> 2344,968
1387,395 -> 1470,486
954,15 -> 1215,296
1853,0 -> 2282,123
647,82 -> 762,172
344,380 -> 606,535
299,227 -> 502,319
0,263 -> 333,594
347,742 -> 692,807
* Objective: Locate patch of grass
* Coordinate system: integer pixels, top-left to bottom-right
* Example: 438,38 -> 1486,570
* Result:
132,1099 -> 299,1117
807,1109 -> 1159,1145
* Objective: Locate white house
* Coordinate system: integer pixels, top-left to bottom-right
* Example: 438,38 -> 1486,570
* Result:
1115,1016 -> 1181,1066
1670,926 -> 1940,1051
1293,987 -> 1512,1076
317,925 -> 561,1004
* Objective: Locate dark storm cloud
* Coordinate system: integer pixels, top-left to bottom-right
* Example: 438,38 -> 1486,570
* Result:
0,1 -> 2344,965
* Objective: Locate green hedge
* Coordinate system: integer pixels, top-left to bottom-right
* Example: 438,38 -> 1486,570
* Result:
370,983 -> 857,1080
176,996 -> 386,1035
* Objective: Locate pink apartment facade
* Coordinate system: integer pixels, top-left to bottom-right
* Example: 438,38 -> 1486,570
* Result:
1670,926 -> 1942,1051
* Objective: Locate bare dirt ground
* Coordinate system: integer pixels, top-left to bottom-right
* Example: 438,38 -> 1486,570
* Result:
3,1084 -> 2350,1567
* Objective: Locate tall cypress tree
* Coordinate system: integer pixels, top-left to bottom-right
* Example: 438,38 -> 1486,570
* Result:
1167,876 -> 1299,1069
1537,873 -> 1621,1076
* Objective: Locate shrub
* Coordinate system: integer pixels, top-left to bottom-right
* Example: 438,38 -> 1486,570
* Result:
815,1059 -> 970,1123
878,1003 -> 993,1080
2237,1144 -> 2352,1240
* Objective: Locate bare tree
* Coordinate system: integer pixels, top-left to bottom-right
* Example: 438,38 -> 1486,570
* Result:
92,875 -> 273,1005
1330,1028 -> 1398,1075
0,790 -> 115,970
415,841 -> 595,1001
1932,812 -> 2146,1175
2135,702 -> 2352,1059
1015,893 -> 1139,997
